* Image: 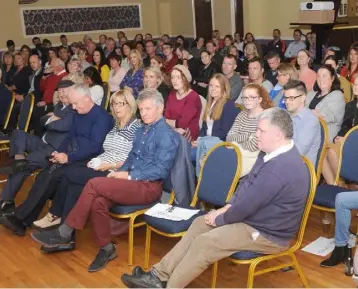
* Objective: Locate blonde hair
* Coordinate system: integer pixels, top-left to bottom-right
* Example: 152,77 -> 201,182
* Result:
144,66 -> 163,88
244,43 -> 259,58
203,74 -> 231,121
53,73 -> 85,105
110,90 -> 137,127
13,51 -> 27,66
129,49 -> 143,69
277,63 -> 299,80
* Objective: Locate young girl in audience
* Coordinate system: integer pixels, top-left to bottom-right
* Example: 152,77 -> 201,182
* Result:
108,54 -> 126,93
143,66 -> 170,105
306,65 -> 345,142
297,49 -> 317,91
33,90 -> 141,229
92,48 -> 110,83
120,49 -> 144,98
121,42 -> 132,72
83,66 -> 104,106
322,75 -> 358,185
191,74 -> 238,166
341,46 -> 358,84
165,65 -> 201,140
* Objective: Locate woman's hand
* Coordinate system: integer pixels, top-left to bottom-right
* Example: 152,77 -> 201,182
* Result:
166,119 -> 176,128
175,128 -> 186,135
191,140 -> 198,147
94,162 -> 113,171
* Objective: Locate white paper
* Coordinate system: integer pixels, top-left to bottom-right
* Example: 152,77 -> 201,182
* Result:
302,237 -> 335,256
145,203 -> 200,221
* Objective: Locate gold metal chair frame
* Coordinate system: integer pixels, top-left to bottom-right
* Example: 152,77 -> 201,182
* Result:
144,142 -> 243,269
315,118 -> 328,185
235,103 -> 244,111
211,157 -> 317,288
102,82 -> 111,111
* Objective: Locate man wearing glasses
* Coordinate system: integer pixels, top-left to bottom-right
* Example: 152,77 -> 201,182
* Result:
162,42 -> 179,73
283,79 -> 320,166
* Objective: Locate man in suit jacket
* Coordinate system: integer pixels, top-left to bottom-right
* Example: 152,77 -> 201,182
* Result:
28,55 -> 44,104
0,80 -> 75,215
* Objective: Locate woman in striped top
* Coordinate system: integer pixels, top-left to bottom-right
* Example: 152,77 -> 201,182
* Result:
33,90 -> 141,229
226,83 -> 273,176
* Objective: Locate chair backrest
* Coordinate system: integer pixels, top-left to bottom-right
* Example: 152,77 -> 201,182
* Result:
336,126 -> 358,184
2,91 -> 15,129
339,76 -> 353,103
199,95 -> 207,129
315,118 -> 328,184
235,103 -> 243,114
190,142 -> 242,208
17,94 -> 34,132
101,82 -> 111,110
291,156 -> 317,252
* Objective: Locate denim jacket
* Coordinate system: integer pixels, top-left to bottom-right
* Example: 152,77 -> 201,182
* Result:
120,117 -> 179,181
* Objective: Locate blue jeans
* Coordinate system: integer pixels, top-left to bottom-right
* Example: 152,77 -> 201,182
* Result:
335,191 -> 358,246
195,136 -> 221,177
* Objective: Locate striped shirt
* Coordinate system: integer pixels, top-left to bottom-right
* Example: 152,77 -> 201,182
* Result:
226,110 -> 259,152
98,118 -> 141,164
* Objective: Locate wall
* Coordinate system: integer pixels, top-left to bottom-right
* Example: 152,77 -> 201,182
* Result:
212,0 -> 233,36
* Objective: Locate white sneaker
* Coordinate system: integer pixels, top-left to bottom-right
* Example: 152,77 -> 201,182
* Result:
33,213 -> 61,229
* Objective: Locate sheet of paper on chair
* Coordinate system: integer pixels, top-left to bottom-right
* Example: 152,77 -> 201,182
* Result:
301,237 -> 335,256
145,203 -> 200,221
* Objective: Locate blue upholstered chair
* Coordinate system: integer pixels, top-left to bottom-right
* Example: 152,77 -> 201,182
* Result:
313,126 -> 358,226
211,157 -> 316,288
143,142 -> 242,269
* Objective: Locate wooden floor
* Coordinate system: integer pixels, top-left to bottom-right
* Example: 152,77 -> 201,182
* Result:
0,173 -> 357,287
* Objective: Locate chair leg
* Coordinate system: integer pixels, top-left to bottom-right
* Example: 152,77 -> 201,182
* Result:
320,211 -> 331,237
290,253 -> 309,288
246,261 -> 258,288
144,226 -> 152,269
127,216 -> 135,266
211,261 -> 218,288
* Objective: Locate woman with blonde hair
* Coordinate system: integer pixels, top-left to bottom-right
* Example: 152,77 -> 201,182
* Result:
33,89 -> 141,230
120,49 -> 144,98
240,43 -> 259,76
143,66 -> 170,105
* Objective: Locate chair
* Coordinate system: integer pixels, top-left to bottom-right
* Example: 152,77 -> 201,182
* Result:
199,95 -> 207,129
109,191 -> 175,266
235,103 -> 244,112
339,76 -> 353,103
312,126 -> 358,227
315,118 -> 328,184
211,157 -> 317,288
101,82 -> 111,111
1,91 -> 15,131
144,142 -> 242,269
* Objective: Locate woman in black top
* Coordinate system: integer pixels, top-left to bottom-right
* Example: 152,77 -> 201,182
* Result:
1,51 -> 16,86
7,52 -> 32,95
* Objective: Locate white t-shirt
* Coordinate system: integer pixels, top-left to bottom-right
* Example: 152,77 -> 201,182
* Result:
90,85 -> 104,106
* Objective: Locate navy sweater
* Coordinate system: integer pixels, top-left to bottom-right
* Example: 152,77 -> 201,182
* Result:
57,104 -> 113,163
216,147 -> 309,246
199,100 -> 239,141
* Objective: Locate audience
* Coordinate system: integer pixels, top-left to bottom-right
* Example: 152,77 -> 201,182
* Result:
205,40 -> 223,68
162,42 -> 179,74
143,67 -> 170,105
234,32 -> 244,53
143,40 -> 157,67
190,36 -> 205,59
83,67 -> 104,106
266,29 -> 286,58
306,65 -> 345,142
58,47 -> 70,70
340,46 -> 358,84
108,55 -> 126,93
284,29 -> 306,59
121,107 -> 309,289
120,49 -> 144,98
265,51 -> 281,86
240,42 -> 259,77
92,48 -> 110,83
175,45 -> 200,80
1,51 -> 16,86
121,42 -> 132,72
219,35 -> 234,58
297,49 -> 316,91
78,48 -> 91,72
221,54 -> 243,101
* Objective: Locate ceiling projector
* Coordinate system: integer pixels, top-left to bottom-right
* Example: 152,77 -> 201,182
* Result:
300,1 -> 334,10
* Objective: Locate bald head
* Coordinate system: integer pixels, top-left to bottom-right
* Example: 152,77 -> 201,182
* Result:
29,55 -> 41,71
68,84 -> 94,114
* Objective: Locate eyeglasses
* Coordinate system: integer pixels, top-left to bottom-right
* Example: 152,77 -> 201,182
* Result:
242,96 -> 259,101
111,101 -> 128,107
283,94 -> 303,102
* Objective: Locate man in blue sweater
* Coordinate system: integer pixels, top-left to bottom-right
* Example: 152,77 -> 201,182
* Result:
0,84 -> 113,236
121,107 -> 310,288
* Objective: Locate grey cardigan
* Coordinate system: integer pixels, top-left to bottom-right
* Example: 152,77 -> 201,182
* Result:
305,90 -> 345,142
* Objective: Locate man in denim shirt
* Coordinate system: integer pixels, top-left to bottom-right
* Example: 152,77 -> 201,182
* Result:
31,88 -> 179,273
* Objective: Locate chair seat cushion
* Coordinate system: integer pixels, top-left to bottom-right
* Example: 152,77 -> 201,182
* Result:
110,202 -> 158,215
314,184 -> 347,208
231,251 -> 264,260
144,210 -> 206,234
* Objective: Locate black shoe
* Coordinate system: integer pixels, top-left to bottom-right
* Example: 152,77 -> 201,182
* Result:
31,228 -> 74,248
121,271 -> 165,288
320,245 -> 348,267
0,200 -> 15,217
132,266 -> 145,276
0,160 -> 28,175
0,214 -> 26,236
88,244 -> 117,272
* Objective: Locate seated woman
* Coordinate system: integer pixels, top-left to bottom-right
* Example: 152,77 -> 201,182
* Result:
270,63 -> 299,108
143,66 -> 170,105
1,51 -> 16,86
78,48 -> 91,72
297,49 -> 316,91
192,50 -> 220,97
43,47 -> 58,75
340,46 -> 358,84
240,42 -> 259,78
150,55 -> 170,86
92,48 -> 110,83
322,75 -> 358,185
228,45 -> 243,73
121,42 -> 132,72
108,54 -> 126,93
164,65 -> 202,141
120,49 -> 144,98
83,67 -> 104,106
306,65 -> 345,142
33,90 -> 140,229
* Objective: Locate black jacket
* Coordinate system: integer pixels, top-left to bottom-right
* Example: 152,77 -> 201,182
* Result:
32,69 -> 44,103
336,99 -> 358,139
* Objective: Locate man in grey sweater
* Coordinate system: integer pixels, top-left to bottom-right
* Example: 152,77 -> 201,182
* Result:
222,54 -> 243,101
121,108 -> 310,288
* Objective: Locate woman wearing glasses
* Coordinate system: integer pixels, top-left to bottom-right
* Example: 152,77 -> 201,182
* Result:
32,90 -> 141,230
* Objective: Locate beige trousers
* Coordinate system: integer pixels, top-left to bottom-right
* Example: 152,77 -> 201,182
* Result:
153,216 -> 286,288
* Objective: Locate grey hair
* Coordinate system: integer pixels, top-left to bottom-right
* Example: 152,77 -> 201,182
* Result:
71,84 -> 92,99
137,88 -> 164,107
54,58 -> 65,68
258,107 -> 293,139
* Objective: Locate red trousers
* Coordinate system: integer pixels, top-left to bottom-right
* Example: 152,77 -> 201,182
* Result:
66,177 -> 162,246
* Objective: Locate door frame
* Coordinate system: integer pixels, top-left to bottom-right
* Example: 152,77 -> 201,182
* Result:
191,0 -> 216,38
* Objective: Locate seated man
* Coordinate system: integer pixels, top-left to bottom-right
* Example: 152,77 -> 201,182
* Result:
283,80 -> 321,166
265,51 -> 281,86
31,89 -> 179,272
120,107 -> 310,288
222,54 -> 244,101
0,80 -> 75,215
0,84 -> 113,234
